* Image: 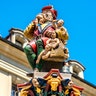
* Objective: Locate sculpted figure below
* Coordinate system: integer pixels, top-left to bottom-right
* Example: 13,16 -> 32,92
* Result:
18,69 -> 84,96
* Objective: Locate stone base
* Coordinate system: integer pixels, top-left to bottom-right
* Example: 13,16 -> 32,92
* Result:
27,72 -> 71,79
41,61 -> 64,72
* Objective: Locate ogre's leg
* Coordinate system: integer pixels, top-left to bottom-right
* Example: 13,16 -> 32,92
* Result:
35,39 -> 44,71
24,44 -> 36,69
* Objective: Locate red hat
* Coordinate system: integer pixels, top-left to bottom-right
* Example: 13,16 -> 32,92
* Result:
50,9 -> 57,19
42,5 -> 57,19
42,6 -> 52,11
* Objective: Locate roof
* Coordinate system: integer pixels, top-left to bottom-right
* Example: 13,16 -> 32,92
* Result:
0,37 -> 23,51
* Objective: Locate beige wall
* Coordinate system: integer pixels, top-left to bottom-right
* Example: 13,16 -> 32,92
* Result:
0,58 -> 30,96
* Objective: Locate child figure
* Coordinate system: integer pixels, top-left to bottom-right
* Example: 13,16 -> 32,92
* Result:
53,19 -> 69,45
53,19 -> 64,29
35,13 -> 46,25
46,31 -> 60,49
36,44 -> 51,64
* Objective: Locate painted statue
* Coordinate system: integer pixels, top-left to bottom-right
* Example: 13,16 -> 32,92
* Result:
23,5 -> 69,71
17,69 -> 84,96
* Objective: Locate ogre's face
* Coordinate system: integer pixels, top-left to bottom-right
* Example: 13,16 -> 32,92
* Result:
43,10 -> 53,21
45,44 -> 51,51
57,20 -> 64,27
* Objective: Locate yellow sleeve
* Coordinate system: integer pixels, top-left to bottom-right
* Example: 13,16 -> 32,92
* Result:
24,22 -> 36,39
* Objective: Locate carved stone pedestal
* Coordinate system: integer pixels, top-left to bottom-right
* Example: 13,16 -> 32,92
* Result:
27,71 -> 72,80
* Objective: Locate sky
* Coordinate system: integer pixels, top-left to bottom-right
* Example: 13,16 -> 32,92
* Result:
0,0 -> 96,85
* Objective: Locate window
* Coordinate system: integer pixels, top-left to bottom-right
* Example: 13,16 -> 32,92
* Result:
16,40 -> 22,47
73,69 -> 78,75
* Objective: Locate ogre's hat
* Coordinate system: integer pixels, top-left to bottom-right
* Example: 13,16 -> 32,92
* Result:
42,5 -> 57,19
42,5 -> 52,11
50,9 -> 57,19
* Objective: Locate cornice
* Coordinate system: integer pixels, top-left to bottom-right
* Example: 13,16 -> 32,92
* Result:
0,38 -> 31,68
0,60 -> 30,81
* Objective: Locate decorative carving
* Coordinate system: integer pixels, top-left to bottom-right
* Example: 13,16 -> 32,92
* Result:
17,69 -> 84,96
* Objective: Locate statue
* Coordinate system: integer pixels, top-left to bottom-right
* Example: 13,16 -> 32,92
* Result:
23,5 -> 69,71
17,69 -> 84,96
17,5 -> 84,96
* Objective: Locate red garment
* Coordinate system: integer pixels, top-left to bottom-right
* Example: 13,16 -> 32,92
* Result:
42,5 -> 57,19
29,40 -> 37,53
29,37 -> 49,53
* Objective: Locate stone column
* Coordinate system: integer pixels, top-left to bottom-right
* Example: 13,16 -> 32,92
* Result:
69,65 -> 73,73
78,70 -> 84,79
11,33 -> 16,43
0,70 -> 12,96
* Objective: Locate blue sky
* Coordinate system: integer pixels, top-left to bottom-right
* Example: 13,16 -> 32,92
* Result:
0,0 -> 96,85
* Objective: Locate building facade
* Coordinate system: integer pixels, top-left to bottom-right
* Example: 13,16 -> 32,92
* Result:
0,28 -> 96,96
